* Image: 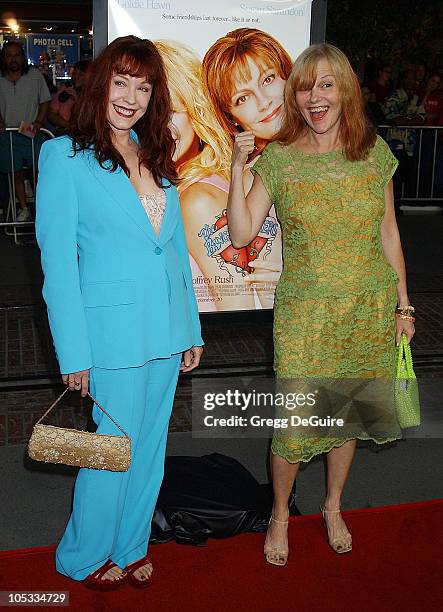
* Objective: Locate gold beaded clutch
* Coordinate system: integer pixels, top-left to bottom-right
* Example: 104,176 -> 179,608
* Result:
28,388 -> 131,472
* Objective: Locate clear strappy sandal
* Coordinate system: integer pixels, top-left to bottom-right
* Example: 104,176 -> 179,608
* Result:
319,504 -> 352,554
264,515 -> 289,566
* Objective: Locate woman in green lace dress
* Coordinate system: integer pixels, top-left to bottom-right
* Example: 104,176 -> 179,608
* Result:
227,44 -> 415,566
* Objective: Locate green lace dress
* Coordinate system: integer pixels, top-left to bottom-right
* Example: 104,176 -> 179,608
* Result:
251,136 -> 402,463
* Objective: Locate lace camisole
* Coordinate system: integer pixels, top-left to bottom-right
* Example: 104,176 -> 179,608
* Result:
139,191 -> 166,236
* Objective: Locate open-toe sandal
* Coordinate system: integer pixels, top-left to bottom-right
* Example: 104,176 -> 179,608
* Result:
125,554 -> 153,588
264,515 -> 289,567
83,559 -> 127,591
319,504 -> 353,554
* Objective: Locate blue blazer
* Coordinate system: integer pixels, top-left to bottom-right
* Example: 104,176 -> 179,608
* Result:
36,135 -> 203,373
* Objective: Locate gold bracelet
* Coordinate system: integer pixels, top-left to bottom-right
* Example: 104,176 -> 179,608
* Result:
396,305 -> 415,312
395,313 -> 416,323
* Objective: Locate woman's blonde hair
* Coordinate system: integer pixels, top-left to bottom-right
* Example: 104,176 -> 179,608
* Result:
155,40 -> 232,189
202,28 -> 293,142
275,43 -> 376,160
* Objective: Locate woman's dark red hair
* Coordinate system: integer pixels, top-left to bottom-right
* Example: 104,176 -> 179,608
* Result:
69,35 -> 177,188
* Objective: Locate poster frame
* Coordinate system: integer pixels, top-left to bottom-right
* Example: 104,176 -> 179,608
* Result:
92,0 -> 327,318
93,0 -> 327,57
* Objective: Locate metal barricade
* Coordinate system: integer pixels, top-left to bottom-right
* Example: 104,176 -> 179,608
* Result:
378,125 -> 443,206
0,127 -> 54,244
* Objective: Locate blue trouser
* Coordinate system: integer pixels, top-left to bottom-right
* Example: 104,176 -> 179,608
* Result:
55,353 -> 181,580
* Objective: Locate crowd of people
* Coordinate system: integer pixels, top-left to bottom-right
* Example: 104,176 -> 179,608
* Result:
362,60 -> 443,126
0,41 -> 51,221
361,60 -> 443,198
0,40 -> 90,221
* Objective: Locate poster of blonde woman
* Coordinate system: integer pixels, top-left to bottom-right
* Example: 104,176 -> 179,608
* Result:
108,0 -> 313,311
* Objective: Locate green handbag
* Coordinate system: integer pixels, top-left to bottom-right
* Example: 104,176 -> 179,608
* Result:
395,334 -> 420,428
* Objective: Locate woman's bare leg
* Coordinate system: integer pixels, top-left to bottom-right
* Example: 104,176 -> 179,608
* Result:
264,452 -> 300,563
322,440 -> 356,546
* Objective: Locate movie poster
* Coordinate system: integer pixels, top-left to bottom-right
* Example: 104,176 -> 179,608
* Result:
108,0 -> 313,311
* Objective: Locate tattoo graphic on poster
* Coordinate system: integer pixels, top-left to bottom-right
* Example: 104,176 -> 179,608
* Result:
108,0 -> 313,311
199,210 -> 278,276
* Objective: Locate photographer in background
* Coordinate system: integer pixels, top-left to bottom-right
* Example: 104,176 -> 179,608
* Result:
47,60 -> 90,135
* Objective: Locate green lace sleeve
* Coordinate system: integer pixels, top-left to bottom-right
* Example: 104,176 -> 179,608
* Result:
250,143 -> 279,202
376,135 -> 399,186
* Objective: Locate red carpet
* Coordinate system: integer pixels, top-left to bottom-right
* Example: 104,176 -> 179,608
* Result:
1,500 -> 442,612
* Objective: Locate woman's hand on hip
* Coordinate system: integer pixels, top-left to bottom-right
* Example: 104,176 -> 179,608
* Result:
180,346 -> 204,373
231,131 -> 255,171
396,318 -> 415,345
62,369 -> 90,397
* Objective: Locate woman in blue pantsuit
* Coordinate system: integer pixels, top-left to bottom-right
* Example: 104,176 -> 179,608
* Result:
35,36 -> 203,590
